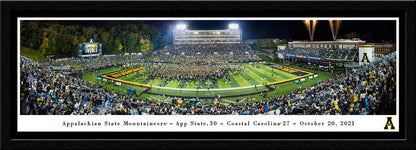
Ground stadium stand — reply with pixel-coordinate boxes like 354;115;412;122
277;47;358;61
154;44;260;63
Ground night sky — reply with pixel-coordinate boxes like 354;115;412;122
55;20;397;43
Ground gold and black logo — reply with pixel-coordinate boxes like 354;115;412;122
384;117;395;130
361;52;370;63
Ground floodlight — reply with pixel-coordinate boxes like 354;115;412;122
176;24;187;30
229;24;239;29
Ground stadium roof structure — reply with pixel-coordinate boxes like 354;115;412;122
173;24;242;45
288;39;366;50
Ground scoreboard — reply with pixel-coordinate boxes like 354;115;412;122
173;29;242;45
84;44;98;54
79;41;102;57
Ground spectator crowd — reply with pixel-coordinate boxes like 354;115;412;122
20;46;396;115
154;44;260;63
278;47;358;61
146;64;244;83
48;55;145;78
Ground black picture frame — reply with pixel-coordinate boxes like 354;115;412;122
1;1;415;149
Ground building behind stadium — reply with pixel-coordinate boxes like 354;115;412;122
278;38;395;68
367;42;396;57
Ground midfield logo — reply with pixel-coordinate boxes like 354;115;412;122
384;117;395;130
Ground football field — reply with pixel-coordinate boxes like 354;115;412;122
117;64;301;89
82;62;336;103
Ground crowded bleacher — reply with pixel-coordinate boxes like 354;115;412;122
154;44;261;63
47;55;145;78
278;47;358;61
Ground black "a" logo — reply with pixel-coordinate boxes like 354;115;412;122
384;117;395;130
361;52;370;63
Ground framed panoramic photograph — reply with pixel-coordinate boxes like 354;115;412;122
1;1;415;150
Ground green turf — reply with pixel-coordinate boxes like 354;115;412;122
97;66;125;76
139;78;150;84
233;74;252;87
269;66;303;78
206;78;218;89
186;81;197;89
218;79;231;88
20;47;49;61
82;62;341;104
121;74;137;81
198;80;204;89
212;79;220;89
166;80;180;88
200;79;209;89
158;80;169;87
223;63;340;103
245;65;277;83
182;81;189;88
177;80;185;88
243;68;269;84
200;80;211;89
82;67;151;100
199;79;210;89
228;73;241;88
118;64;302;89
252;66;287;81
239;71;260;85
150;79;162;86
258;65;294;79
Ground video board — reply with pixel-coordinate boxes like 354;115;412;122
79;43;102;57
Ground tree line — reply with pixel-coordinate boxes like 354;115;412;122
20;21;169;56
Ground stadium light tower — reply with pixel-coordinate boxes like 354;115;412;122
229;24;239;30
176;24;187;30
